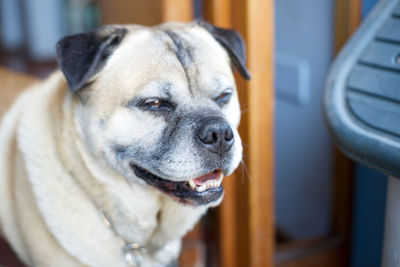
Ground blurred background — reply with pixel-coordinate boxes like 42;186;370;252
0;0;388;266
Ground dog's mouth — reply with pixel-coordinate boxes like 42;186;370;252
130;163;224;206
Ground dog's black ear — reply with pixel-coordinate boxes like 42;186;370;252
199;21;251;80
56;26;127;92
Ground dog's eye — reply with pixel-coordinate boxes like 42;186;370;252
145;99;162;108
215;89;233;106
141;98;175;112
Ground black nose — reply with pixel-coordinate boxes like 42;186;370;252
196;117;234;155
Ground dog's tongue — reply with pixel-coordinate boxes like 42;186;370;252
193;170;221;185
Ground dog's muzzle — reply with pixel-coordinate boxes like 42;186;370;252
129;116;236;206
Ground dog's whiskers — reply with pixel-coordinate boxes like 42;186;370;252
240;160;245;184
240;107;250;114
240;158;253;184
152;176;160;185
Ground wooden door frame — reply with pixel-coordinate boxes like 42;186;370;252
204;0;275;266
98;0;193;25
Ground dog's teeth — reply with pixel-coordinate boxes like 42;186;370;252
191;172;225;192
188;179;196;189
218;173;224;186
197;184;206;192
204;180;219;189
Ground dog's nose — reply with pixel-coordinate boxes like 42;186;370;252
196;117;234;155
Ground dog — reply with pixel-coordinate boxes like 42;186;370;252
0;21;250;266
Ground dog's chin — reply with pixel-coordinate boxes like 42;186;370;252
129;163;225;206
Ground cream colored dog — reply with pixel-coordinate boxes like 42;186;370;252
0;21;249;267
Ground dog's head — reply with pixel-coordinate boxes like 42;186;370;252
56;21;250;206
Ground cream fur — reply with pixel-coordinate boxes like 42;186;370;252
0;71;207;266
0;22;242;267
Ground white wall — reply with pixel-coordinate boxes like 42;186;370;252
274;0;334;239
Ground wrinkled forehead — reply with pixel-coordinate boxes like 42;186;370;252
92;26;235;101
